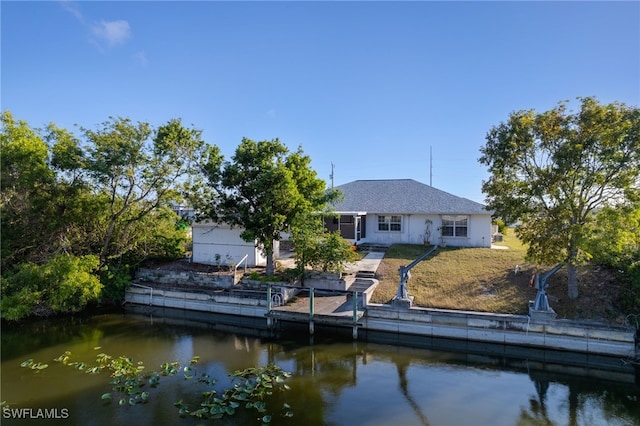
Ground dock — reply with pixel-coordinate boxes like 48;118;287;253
125;249;638;359
266;288;366;337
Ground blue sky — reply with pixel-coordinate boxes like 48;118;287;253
2;1;638;203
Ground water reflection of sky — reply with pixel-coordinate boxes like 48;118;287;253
2;312;638;426
325;359;633;426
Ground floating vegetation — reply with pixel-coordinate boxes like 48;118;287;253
21;350;293;424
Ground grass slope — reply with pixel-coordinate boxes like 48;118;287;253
370;233;625;323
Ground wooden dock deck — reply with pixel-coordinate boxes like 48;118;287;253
267;290;365;326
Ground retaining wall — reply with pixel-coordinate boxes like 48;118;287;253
136;268;237;289
124;286;637;358
365;304;637;357
303;272;351;291
126;285;266;317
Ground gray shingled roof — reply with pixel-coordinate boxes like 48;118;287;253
332;179;490;215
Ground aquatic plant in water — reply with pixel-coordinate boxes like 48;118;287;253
20;349;293;424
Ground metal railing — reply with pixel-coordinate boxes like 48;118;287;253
130;283;154;305
233;254;249;281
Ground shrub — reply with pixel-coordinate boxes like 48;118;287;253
620;260;640;312
310;231;359;273
1;254;102;320
493;219;507;235
100;264;132;302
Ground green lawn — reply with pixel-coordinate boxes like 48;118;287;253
369;231;624;322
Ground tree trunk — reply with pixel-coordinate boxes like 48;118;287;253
265;240;274;276
266;252;274;276
567;262;579;299
100;217;117;267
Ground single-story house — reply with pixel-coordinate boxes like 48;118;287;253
170;201;196;221
191;221;279;267
324;179;493;248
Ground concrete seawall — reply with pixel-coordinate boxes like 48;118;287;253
126;285;266;318
124;285;637;358
364;304;636;357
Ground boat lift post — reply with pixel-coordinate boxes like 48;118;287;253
529;263;563;320
393;245;438;308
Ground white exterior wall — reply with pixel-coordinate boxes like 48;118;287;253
438;214;492;248
191;222;267;267
362;213;492;248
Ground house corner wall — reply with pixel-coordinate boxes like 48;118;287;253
472;214;493;248
364;213;492;248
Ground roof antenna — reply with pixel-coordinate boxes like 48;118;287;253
330;162;335;188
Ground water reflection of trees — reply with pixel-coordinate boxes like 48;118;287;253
165;317;640;426
6;310;640;426
518;375;553;426
396;360;431;426
278;343;358;393
518;369;640;426
1;315;106;360
270;340;434;426
280;341;639;426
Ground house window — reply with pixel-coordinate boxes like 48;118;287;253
378;215;402;232
441;215;468;237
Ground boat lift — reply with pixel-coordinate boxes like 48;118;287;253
529;263;563;320
393;245;438;307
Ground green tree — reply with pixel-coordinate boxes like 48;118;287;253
585;203;640;310
1;254;102;320
0;111;56;266
291;214;357;275
1;111;203;314
479;97;640;299
0;111;53;195
312;231;358;273
50;117;206;266
290;214;325;275
203;138;338;275
45;124;107;260
0;113;95;267
586;203;640;270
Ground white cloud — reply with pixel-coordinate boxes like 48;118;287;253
133;51;149;66
91;20;131;48
60;0;84;24
267;108;276;118
60;2;132;50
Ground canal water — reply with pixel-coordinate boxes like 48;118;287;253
1;307;639;426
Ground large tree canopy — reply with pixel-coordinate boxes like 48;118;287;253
479;97;640;299
1;111;64;265
48;117;208;266
201;138;339;275
1;111;206;318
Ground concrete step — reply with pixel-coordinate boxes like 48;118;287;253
358;243;390;252
350;279;376;292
